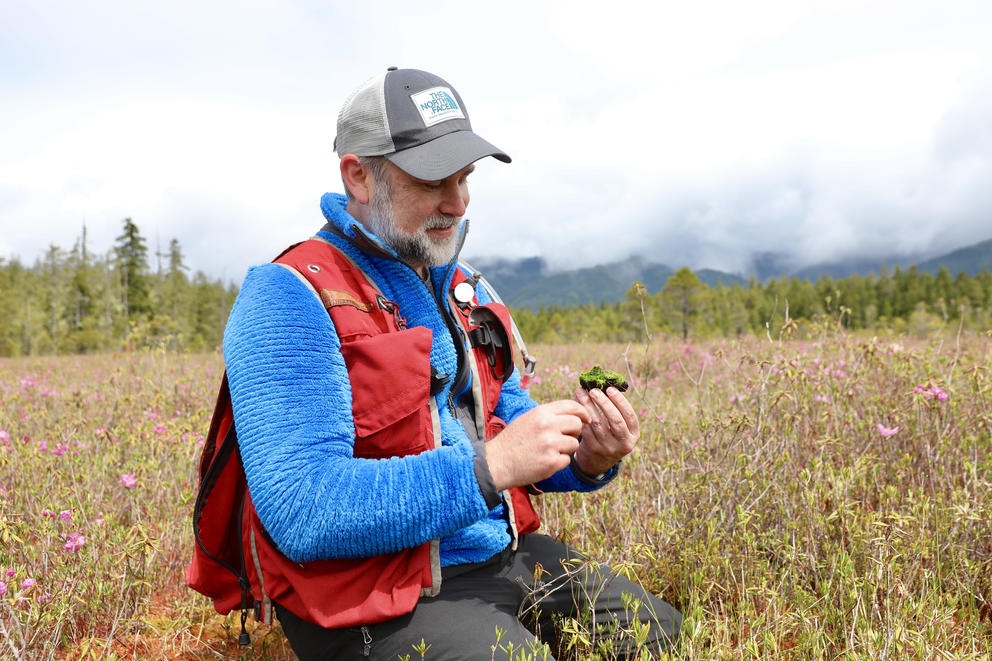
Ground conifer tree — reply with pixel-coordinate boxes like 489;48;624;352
114;217;151;319
662;267;707;340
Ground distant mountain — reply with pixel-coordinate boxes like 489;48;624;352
506;260;674;309
471;256;744;309
784;238;992;281
696;269;747;288
791;256;916;281
463;256;547;296
469;237;992;310
748;252;795;281
915;238;992;276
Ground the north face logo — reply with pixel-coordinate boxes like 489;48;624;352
411;87;465;127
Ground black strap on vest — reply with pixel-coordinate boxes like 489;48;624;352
466;307;513;381
191;411;254;645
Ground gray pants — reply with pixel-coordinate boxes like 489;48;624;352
275;533;681;660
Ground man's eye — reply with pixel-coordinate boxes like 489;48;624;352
424;182;443;190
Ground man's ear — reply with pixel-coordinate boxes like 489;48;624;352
340;154;373;205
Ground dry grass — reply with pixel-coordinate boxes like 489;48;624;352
1;329;991;659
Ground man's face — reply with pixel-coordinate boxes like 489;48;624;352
364;162;473;270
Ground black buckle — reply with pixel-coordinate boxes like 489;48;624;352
467;308;512;382
430;366;451;396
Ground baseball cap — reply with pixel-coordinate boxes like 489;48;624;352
334;67;511;181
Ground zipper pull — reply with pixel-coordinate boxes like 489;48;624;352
361;626;372;656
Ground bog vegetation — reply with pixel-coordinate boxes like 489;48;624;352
1;221;991;658
2;327;991;658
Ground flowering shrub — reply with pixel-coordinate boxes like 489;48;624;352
876;423;899;438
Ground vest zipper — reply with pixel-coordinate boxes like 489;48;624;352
361;626;372;656
425;272;471;406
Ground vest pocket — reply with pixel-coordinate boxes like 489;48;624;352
341;326;434;458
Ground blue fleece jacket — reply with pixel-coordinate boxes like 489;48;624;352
223;193;611;566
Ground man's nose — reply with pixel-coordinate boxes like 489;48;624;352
439;185;468;217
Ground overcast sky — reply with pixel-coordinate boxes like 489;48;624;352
2;0;990;281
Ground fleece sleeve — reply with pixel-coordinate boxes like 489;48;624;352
223;264;491;563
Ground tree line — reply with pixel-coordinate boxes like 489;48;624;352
512;266;992;344
3;222;990;357
0;219;237;356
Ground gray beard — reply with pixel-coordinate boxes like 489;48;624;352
365;178;460;268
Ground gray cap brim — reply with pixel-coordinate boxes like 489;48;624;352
385;130;511;181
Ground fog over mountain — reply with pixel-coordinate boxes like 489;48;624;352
2;1;991;283
465;79;992;279
470;238;992;310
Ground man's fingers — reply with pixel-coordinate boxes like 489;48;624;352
606;387;640;436
587;387;630;434
558;433;581;455
546;398;591;424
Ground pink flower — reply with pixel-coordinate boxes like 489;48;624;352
93;518;105;526
120;473;137;489
21;578;35;590
5;569;14;578
876;424;899;438
59;510;72;522
915;384;950;402
63;532;86;552
0;429;9;443
814;394;830;404
153;424;167;434
0;582;5;596
42;509;56;518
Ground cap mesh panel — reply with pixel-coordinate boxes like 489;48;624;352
335;73;395;156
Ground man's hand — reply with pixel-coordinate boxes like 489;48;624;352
486;400;589;491
572;386;640;476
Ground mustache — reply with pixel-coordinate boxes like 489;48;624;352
422;215;460;231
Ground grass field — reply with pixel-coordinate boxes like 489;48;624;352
1;330;991;659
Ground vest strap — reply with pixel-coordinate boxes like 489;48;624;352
319;288;376;312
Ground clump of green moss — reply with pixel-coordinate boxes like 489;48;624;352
578;365;629;392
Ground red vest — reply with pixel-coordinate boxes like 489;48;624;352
185;237;539;631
